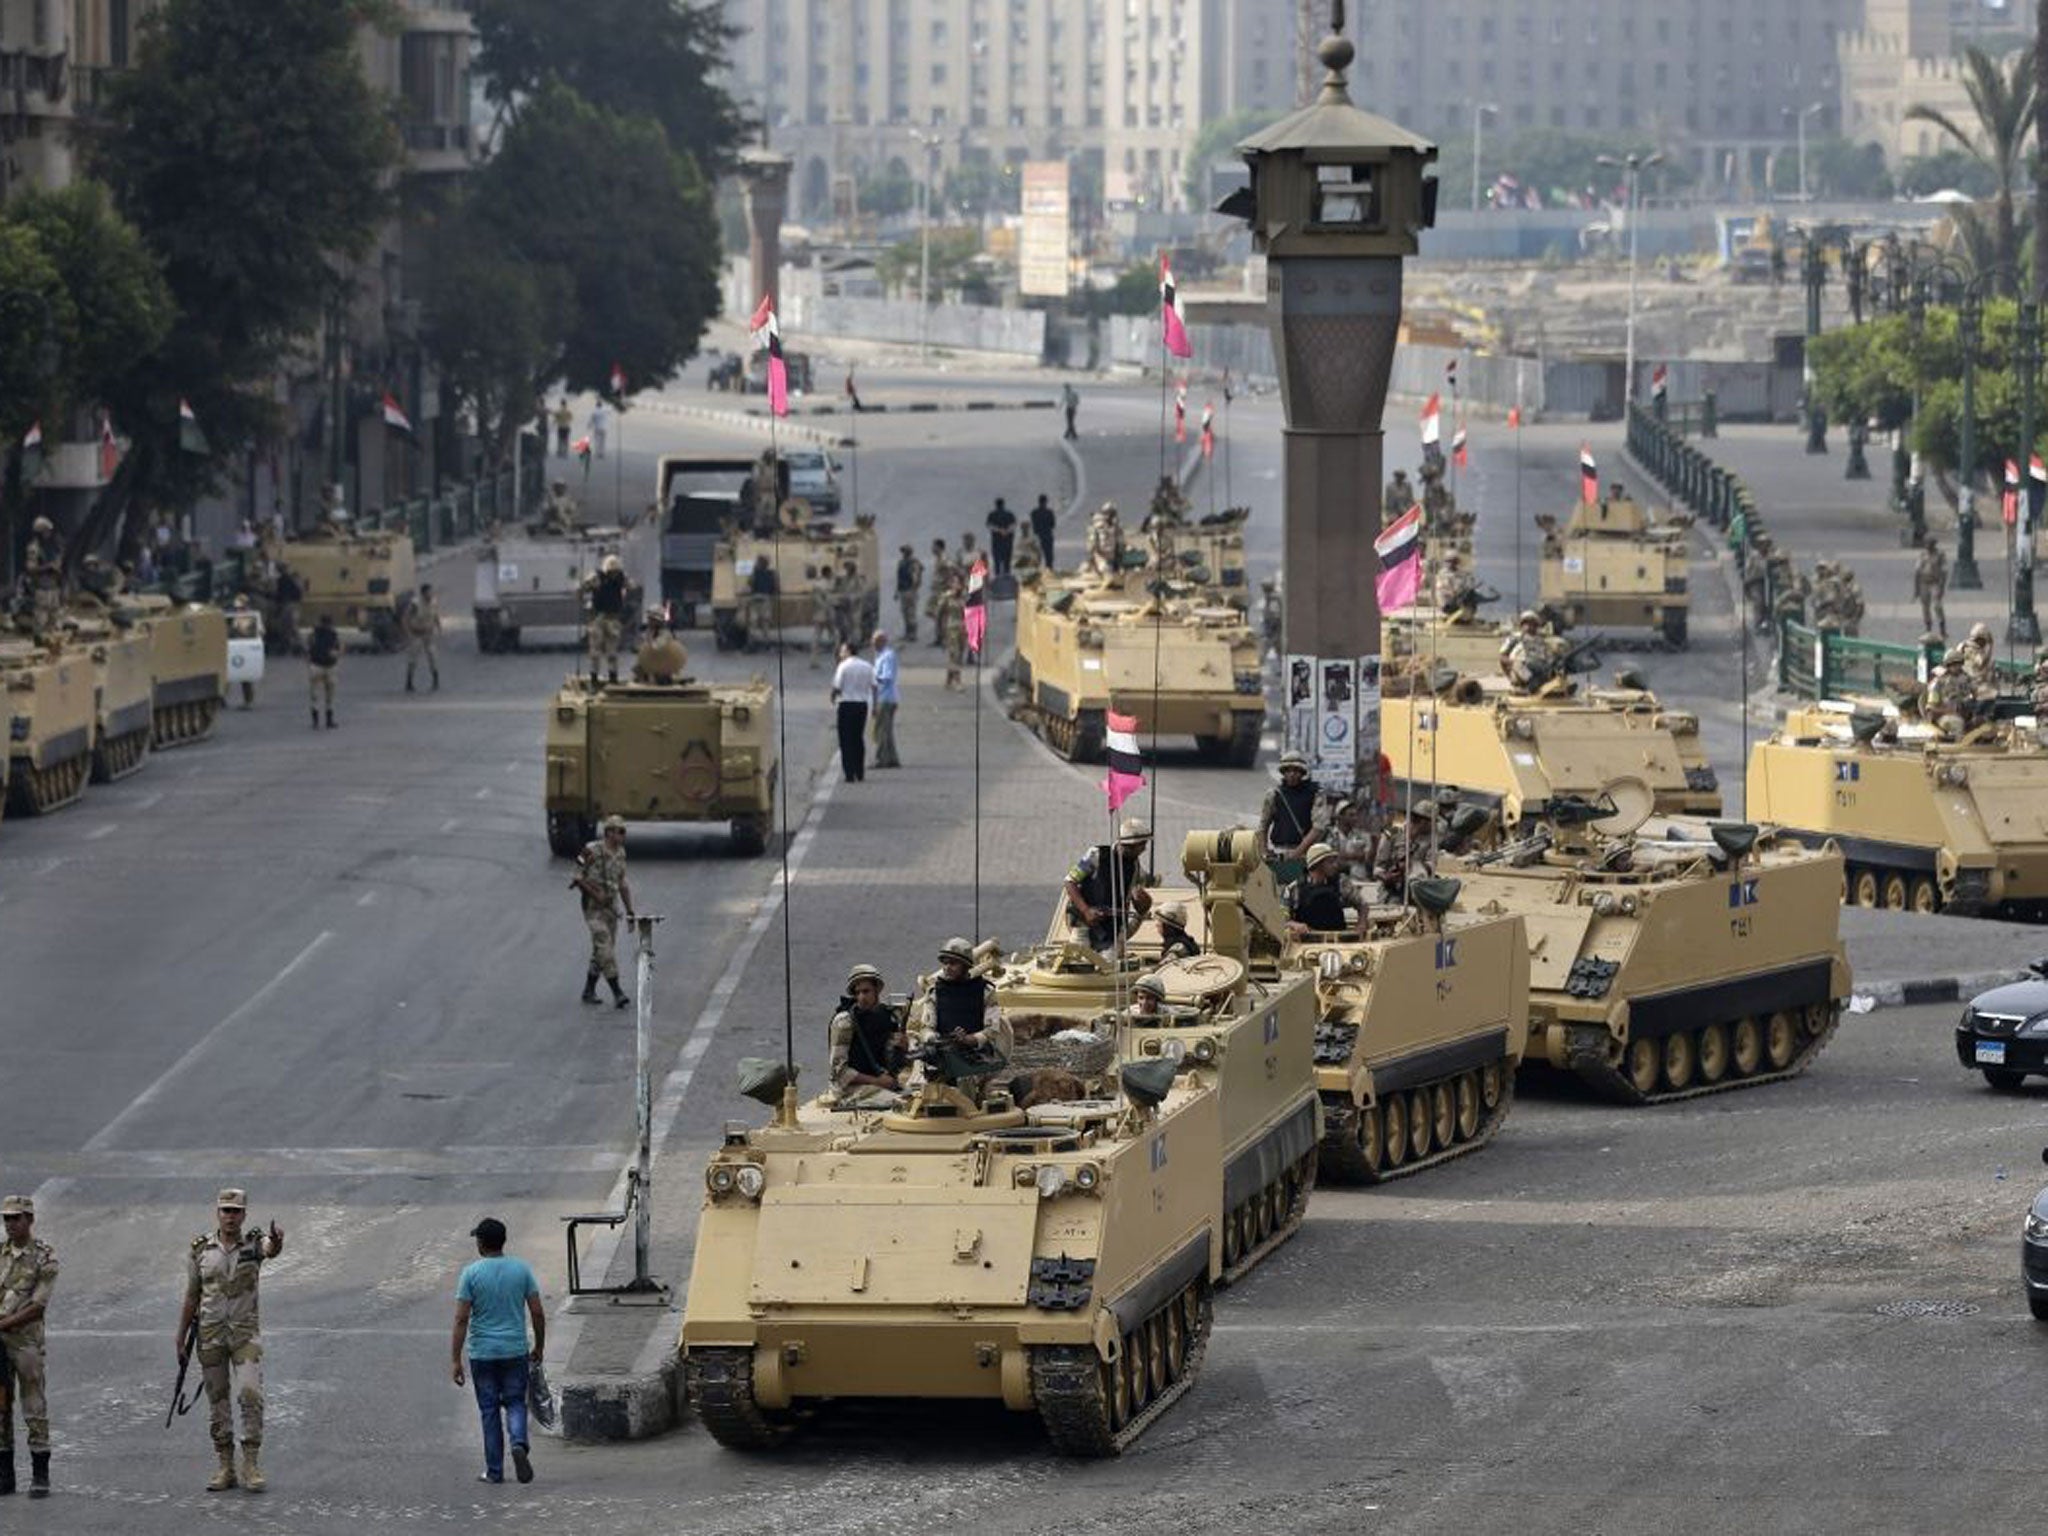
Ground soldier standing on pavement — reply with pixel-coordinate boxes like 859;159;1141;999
938;571;967;691
985;498;1018;578
0;1195;57;1498
1914;538;1949;637
403;582;442;692
177;1190;282;1493
307;613;341;729
573;814;635;1007
895;543;923;642
584;554;629;683
1029;493;1057;569
1743;535;1774;632
925;538;949;644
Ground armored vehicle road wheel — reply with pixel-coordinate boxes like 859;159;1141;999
1381;1101;1409;1167
731;814;769;857
1850;866;1880;908
12;754;90;815
92;729;150;784
1696;1022;1730;1084
1031;1277;1211;1456
1358;1104;1385;1174
1661;1030;1696;1092
1983;1067;2029;1092
1072;709;1106;763
1405;1089;1433;1160
1764;1010;1799;1071
1730;1016;1763;1076
1661;610;1687;647
1882;873;1909;910
1454;1073;1481;1140
1480;1060;1505;1108
684;1347;803;1449
1626;1037;1660;1097
1430;1082;1456;1149
1910;877;1940;914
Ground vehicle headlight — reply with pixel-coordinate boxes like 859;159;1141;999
733;1164;766;1200
1036;1164;1070;1198
1014;1164;1038;1187
1073;1162;1102;1191
1960;1007;1977;1030
2026;1211;2048;1242
2022;1015;2048;1037
706;1164;737;1195
1191;1038;1218;1063
1511;715;1535;739
1938;763;1970;787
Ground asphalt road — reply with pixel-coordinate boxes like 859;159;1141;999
4;357;2041;1532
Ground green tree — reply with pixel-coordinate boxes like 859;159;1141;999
1896;148;2001;199
1182;108;1284;207
87;0;397;554
856;168;919;219
943;159;1019;218
1808;138;1895;200
1904;44;2035;292
875;228;985;301
0;225;75;447
472;0;748;174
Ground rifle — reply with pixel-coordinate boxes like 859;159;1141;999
165;1317;199;1429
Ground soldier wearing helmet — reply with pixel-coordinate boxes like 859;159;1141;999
1259;750;1328;870
828;963;908;1103
1961;621;1996;691
630;608;688;684
541;479;580;534
1085;501;1124;580
1128;972;1170;1020
571;814;635;1007
1500;610;1555;692
1063;818;1155;951
1924;648;1976;738
1153;901;1198;960
910;938;1013;1091
583;553;630;682
1287;843;1356;937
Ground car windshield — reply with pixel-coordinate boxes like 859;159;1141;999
786;453;826;473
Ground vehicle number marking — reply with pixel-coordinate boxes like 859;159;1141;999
1977;1040;2008;1065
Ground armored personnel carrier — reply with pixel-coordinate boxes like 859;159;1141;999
279;527;417;649
708;514;878;651
473;524;637;652
1747;699;2048;916
1;635;95;815
1380;669;1721;826
110;595;228;748
1445;781;1849;1103
1142;502;1250;601
1381;605;1511;679
65;608;154;782
1537;489;1691;645
1013;580;1264;764
542;673;776;856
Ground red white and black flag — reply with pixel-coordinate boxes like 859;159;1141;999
381;392;415;436
1451;422;1468;470
1200;400;1215;460
963;554;989;657
2029;453;2046;533
1159;253;1192;359
98;411;120;481
1102;711;1146;812
749;293;789;417
1579;444;1599;505
1419;392;1442;447
2005;458;2022;526
1174;379;1187;443
1373;504;1424;612
1651;363;1669;401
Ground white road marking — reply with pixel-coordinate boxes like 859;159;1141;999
356;890;378;907
84;823;118;841
473;786;492;800
83;931;336;1153
439;817;461;833
131;792;163;811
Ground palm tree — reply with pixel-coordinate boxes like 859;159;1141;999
2037;0;2048;300
1906;44;2035;295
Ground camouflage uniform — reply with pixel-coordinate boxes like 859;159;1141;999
576;837;630;982
1085;510;1123;581
632;628;688;685
1913;544;1948;635
402;589;440;691
1499;623;1553;691
186;1210;272;1473
895;549;924;641
1924;662;1975;737
923;542;949;643
0;1202;57;1465
810;575;838;664
2030;655;2048;716
938;580;967;691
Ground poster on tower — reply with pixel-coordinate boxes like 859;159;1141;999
1019;161;1071;298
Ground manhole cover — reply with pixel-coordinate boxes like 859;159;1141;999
1875;1299;1981;1318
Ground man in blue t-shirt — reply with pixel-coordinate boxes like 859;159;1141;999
450;1218;545;1485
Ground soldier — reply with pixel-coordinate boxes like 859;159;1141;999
176;1189;283;1493
1154;902;1199;960
22;516;62;640
572;814;635;1008
832;558;862;647
1011;526;1043;584
1913;538;1948;636
985;497;1018;578
2031;648;2048;716
1420;463;1452;526
1029;492;1058;568
828;962;909;1106
1259;751;1327;868
1374;806;1434;902
936;570;966;691
924;538;949;644
403;582;441;693
1772;573;1810;629
541;479;580;533
1500;610;1554;691
631;609;688;684
809;569;837;667
1062;818;1155;951
895;542;924;642
272;565;304;655
1924;650;1976;738
1383;469;1414;514
1326;797;1378;882
912;937;1013;1065
226;596;262;709
583;554;629;683
744;553;779;642
1742;538;1773;632
1085;502;1124;580
1127;972;1170;1021
1962;621;1996;692
0;1194;56;1497
1287;843;1356;937
1837;567;1866;637
307;612;340;730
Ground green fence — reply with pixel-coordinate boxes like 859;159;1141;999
1776;619;2031;701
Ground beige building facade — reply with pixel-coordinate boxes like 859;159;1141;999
1840;0;2014;166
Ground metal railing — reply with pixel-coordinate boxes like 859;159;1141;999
1776;618;2031;701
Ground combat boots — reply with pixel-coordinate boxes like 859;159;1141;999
240;1443;265;1493
1;1443;15;1495
325;709;336;729
206;1444;237;1492
405;670;416;692
609;976;629;1009
582;971;601;1005
310;707;320;729
29;1451;48;1498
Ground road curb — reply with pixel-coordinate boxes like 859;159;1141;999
559;1357;682;1443
1859;968;2029;1010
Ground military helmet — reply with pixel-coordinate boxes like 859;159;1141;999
1156;901;1189;925
845;962;884;988
1304;842;1340;870
936;935;975;964
602;554;623;574
31;515;52;534
602;813;627;832
1132;973;1169;1001
0;1194;32;1217
1518;609;1542;627
551;478;567;491
1116;817;1151;845
1942;646;1968;667
1278;749;1309;772
644;607;666;625
900;543;914;554
1970;622;1993;644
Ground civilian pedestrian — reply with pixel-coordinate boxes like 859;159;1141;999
831;640;875;782
870;630;901;768
588;400;610;460
307;614;340;729
985;498;1017;578
552;398;573;457
1061;382;1079;440
449;1218;543;1487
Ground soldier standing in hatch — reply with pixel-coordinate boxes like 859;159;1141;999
583;554;629;683
895;543;923;642
573;814;635;1008
0;1194;57;1498
177;1189;283;1493
631;609;688;684
403;582;442;692
1914;537;1949;637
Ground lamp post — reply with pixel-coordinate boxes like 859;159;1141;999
908;128;942;363
2013;298;2041;646
1904;274;1929;546
1597;150;1662;407
1796;101;1824;202
1799;228;1828;453
1956;289;1984;588
1471;102;1498;213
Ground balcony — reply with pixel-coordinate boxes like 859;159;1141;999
401;117;471;173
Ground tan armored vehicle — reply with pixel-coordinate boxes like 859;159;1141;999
1143;503;1250;602
1445;781;1850;1103
1537;489;1691;645
1013;579;1264;763
1382;605;1511;679
1747;699;2048;916
543;673;776;856
110;595;228;747
279;527;417;649
1;635;95;815
472;524;638;652
65;609;154;782
709;515;878;651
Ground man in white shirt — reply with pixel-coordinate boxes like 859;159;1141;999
588;400;610;459
830;641;876;783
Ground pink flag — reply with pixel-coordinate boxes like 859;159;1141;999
610;361;628;397
1102;711;1146;811
1580;444;1598;505
963;556;989;657
750;294;788;417
1373;505;1423;612
1159;254;1192;359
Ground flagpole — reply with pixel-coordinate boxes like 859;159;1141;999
1222;374;1234;511
973;590;983;942
754;300;797;1089
1513;363;1526;614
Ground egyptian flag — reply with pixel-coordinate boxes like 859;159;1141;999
610;362;627;398
1445;357;1459;394
1508;405;1523;430
381;392;415;436
1420;392;1442;448
1159;253;1192;360
2005;458;2022;526
573;435;593;475
20;420;42;481
1374;504;1424;612
98;411;120;481
1580;444;1599;505
178;398;209;455
2029;453;2046;534
1102;710;1146;812
963;554;989;657
749;293;789;417
1651;363;1669;402
1174;380;1187;443
1451;422;1469;470
1200;400;1216;460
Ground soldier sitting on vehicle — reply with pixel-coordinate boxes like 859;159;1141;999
1924;649;1978;738
2030;649;2048;717
1500;610;1561;692
909;937;1014;1102
1287;844;1359;938
541;480;580;534
1962;622;1997;691
631;609;688;684
1153;902;1199;961
1126;972;1171;1022
828;963;909;1108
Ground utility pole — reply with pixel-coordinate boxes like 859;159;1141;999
1956;288;1983;589
1471;102;1498;213
1598;151;1662;408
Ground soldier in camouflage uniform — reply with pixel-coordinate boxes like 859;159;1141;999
2030;648;2048;716
177;1189;283;1493
572;814;635;1007
0;1194;57;1497
924;538;949;645
22;517;63;640
895;543;924;641
938;572;967;692
1913;537;1948;636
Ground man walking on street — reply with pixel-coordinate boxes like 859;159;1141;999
177;1190;283;1493
307;614;340;729
1914;537;1949;637
404;583;442;692
895;543;923;641
573;816;635;1008
552;397;572;456
1061;382;1079;440
832;640;876;782
871;630;901;768
588;399;609;459
1029;493;1057;570
986;497;1018;578
0;1195;57;1498
450;1217;544;1487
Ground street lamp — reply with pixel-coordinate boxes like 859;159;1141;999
1471;102;1498;213
1598;150;1663;408
1955;289;1985;588
907;127;943;363
1796;101;1824;202
2014;298;2041;645
1798;227;1829;453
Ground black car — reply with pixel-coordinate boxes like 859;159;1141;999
2023;1149;2048;1320
1955;960;2048;1090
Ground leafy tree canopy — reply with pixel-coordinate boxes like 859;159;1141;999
1897;148;2002;199
1807;138;1895;201
0;224;76;445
